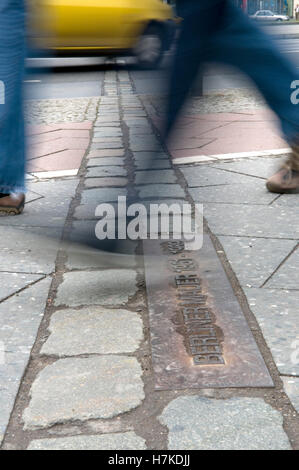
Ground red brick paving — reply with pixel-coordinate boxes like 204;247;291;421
26;122;92;173
152;108;289;159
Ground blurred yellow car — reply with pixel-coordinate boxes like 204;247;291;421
29;0;176;68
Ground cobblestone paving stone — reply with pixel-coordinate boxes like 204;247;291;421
159;397;291;450
55;270;137;307
23;356;144;429
27;432;146;450
41;307;143;356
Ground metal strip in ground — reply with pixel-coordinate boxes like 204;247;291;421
143;235;274;390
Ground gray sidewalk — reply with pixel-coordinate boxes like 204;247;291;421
0;70;298;450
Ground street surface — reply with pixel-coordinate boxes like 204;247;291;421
0;34;299;450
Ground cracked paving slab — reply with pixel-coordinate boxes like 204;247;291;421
159;396;291;450
23;356;145;429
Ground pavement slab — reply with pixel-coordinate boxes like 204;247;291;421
218;236;297;288
282;378;299;414
266;248;299;290
203;203;299;239
86;157;125;167
0;273;45;302
86;166;127;178
55;269;137;307
0;278;52;444
135;170;177;185
0;179;78;228
27;432;146;450
189;181;276;205
244;288;299;376
212;157;286;179
0;226;62;274
181;166;261;187
137;184;185;199
23;356;144;429
159;396;291;450
41;307;143;356
74;187;127;219
84;177;128;188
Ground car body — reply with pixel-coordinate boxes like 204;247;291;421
250;10;289;22
28;0;176;68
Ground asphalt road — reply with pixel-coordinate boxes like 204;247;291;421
25;38;299;100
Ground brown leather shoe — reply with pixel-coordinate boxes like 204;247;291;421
266;146;299;193
0;193;25;215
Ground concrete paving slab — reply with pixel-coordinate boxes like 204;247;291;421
218;236;297;288
23;356;144;429
0;273;45;302
181;166;258;187
203;204;299;239
159;396;291;450
212;157;285;179
244;288;299;376
0;278;52;443
266;248;299;290
282;377;299;413
0;226;62;274
0;179;78;228
189;181;276;205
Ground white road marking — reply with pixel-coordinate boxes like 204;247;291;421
173;148;291;165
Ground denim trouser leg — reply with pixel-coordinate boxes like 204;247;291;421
0;0;26;193
166;0;299;147
212;2;299;146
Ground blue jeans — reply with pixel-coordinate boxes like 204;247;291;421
0;0;26;193
166;0;299;144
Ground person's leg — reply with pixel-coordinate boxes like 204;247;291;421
210;2;299;191
164;0;227;138
0;0;26;213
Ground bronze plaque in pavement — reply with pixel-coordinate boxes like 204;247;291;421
143;235;274;390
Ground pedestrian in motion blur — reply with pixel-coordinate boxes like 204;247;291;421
165;0;299;193
0;0;26;214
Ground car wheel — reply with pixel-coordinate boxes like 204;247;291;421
276;18;283;21
134;25;165;70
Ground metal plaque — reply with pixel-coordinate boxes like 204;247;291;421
143;235;274;390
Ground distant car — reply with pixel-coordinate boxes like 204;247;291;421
250;10;289;22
